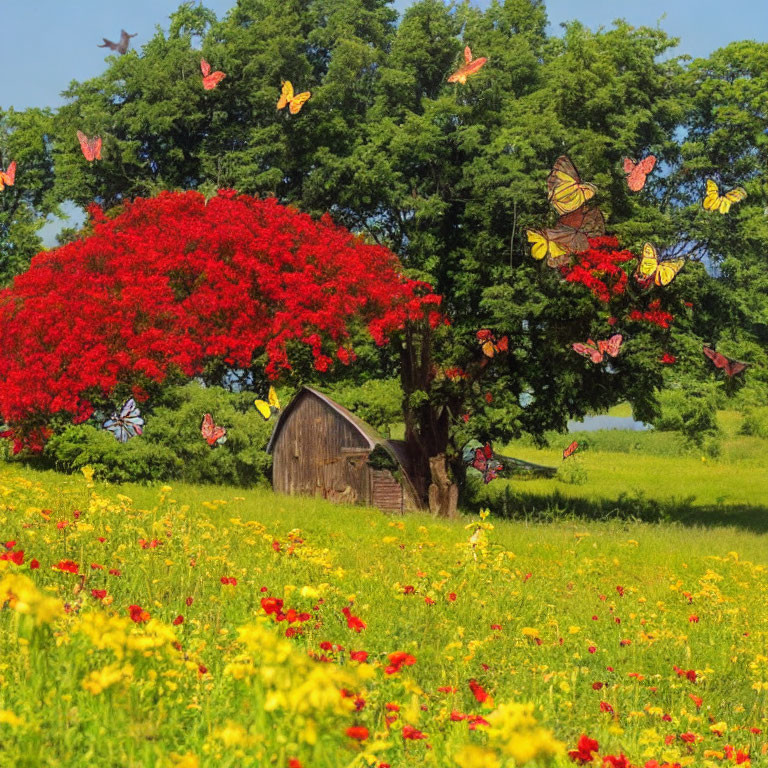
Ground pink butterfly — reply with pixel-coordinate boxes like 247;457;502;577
201;59;226;90
623;156;656;192
77;131;102;162
572;334;623;364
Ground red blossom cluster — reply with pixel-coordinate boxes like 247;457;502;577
0;190;441;450
342;606;366;633
385;651;416;675
562;236;633;302
629;299;675;329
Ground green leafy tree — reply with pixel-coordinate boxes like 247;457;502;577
0;108;57;283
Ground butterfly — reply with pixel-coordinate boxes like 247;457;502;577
97;30;137;55
623;155;656;192
201;413;227;446
77;131;102;162
527;205;606;268
447;46;488;84
572;334;623;364
477;329;509;358
702;179;747;214
201;59;226;90
277;81;311;115
702;346;749;377
0;160;16;191
468;442;504;484
103;398;144;442
562;440;580;460
547;156;598;215
635;242;684;287
255;386;281;420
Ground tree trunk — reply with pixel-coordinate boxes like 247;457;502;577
400;321;459;515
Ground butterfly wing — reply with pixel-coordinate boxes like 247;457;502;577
77;131;95;162
472;447;488;474
0;161;16;189
526;229;555;261
636;242;659;282
603;334;623;357
702;179;724;212
203;71;226;90
547;156;597;215
573;341;603;364
722;186;748;213
655;258;684;287
268;385;280;410
200;58;211;77
93;137;102;161
277;81;294;110
496;336;508;353
557;205;606;237
726;361;749;377
638;155;657;175
288;90;311;114
702;345;726;369
464;45;473;64
625;155;656;191
119;398;144;437
255;399;272;420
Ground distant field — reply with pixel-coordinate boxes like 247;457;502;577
490;410;768;529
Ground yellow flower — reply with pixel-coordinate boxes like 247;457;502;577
454;745;500;768
0;710;24;727
81;465;95;485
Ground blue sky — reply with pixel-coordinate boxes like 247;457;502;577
3;0;765;243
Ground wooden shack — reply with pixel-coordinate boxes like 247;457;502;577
266;387;422;512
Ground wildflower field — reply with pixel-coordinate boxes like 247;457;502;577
1;466;767;768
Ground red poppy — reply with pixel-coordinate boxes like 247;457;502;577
128;604;150;623
402;725;427;740
468;679;490;704
173;615;184;625
261;597;284;615
342;606;366;633
52;559;79;574
91;589;107;600
345;726;369;741
569;734;599;764
0;549;23;565
600;701;615;714
350;650;368;663
30;559;39;569
385;651;416;675
186;597;194;606
603;755;630;768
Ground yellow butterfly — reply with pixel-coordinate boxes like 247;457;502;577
255;386;280;420
635;242;684;287
547;156;598;215
277;81;311;115
702;179;747;214
526;229;570;267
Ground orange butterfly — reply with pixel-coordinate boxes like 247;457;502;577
201;59;226;90
623;155;656;192
77;131;102;162
477;329;508;358
447;46;487;84
0;160;16;191
572;334;623;364
277;81;311;114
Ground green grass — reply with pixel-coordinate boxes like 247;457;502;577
2;465;768;766
490;410;768;530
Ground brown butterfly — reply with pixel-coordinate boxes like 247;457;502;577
702;346;749;377
98;30;137;55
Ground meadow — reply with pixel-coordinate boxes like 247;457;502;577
1;455;768;767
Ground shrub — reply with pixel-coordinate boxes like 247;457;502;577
42;383;274;485
653;382;720;445
739;406;768;440
328;378;402;436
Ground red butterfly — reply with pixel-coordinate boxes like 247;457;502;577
201;413;227;446
477;329;509;358
572;334;623;364
201;59;226;90
623;155;656;192
702;346;749;377
471;443;503;484
77;131;102;162
562;440;580;460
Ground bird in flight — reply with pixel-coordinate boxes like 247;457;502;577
98;30;137;55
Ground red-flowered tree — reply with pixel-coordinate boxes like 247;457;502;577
0;190;441;453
